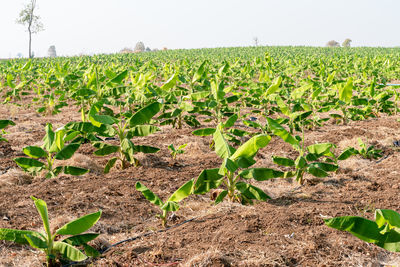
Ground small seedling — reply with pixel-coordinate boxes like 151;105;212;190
135;179;193;227
0;119;15;142
357;138;383;159
14;123;88;178
0;196;102;267
168;143;187;160
325;209;400;252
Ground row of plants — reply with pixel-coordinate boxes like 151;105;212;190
1;46;399;265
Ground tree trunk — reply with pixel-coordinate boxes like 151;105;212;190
28;28;32;58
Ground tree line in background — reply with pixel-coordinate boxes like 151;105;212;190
326;39;352;47
14;0;354;58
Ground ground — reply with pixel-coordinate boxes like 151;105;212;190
1;100;400;267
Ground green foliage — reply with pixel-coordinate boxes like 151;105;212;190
168;143;187;160
90;101;162;172
136;180;193;227
193;124;279;204
356;138;383;160
267;118;342;185
325;209;400;252
0;197;101;266
14;123;88;178
0;119;15;142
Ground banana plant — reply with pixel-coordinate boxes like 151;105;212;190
90;101;162;172
135;180;193;227
168;143;187;160
0;119;15;142
325;209;400;252
193;124;284;204
0;196;101;267
356;138;383;160
266;117;340;185
14;123;88;178
192;113;252;146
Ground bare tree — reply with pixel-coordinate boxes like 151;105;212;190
326;40;340;47
253;37;259;47
16;0;44;58
342;38;352;47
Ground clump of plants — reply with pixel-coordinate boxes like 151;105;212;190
193;124;283;204
0;196;102;266
14;123;88;178
266;118;341;185
89;101;162;173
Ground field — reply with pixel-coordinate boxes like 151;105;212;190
1;46;400;266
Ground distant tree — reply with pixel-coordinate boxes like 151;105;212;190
342;38;352;47
145;47;151;52
119;47;133;54
16;0;44;58
253;37;259;46
47;45;56;57
326;40;340;47
163;47;168;51
134;41;145;52
17;53;23;58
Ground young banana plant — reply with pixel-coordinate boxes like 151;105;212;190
193;124;285;204
14;123;88;178
192;113;252;146
168;143;187;160
325;209;400;252
0;196;101;267
135;179;194;227
90;101;162;173
266;117;340;185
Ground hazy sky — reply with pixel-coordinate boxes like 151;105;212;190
0;0;399;58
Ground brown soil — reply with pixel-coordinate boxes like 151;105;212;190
1;101;400;266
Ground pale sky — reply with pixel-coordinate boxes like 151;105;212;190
0;0;399;58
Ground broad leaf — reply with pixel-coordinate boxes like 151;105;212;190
0;229;43;245
31;197;51;238
57;210;102;235
167;179;194;202
236;182;270;201
272;156;295;167
213;125;232;159
239;168;284;181
230;134;270;161
0;120;15;130
104;157;118;174
23;146;47;159
24;234;47;249
129;102;162;126
266;118;299;150
94;144;119;156
135;182;163;207
192;128;216;136
63;166;89;176
55;143;80;160
193;168;223;194
53;241;88;262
